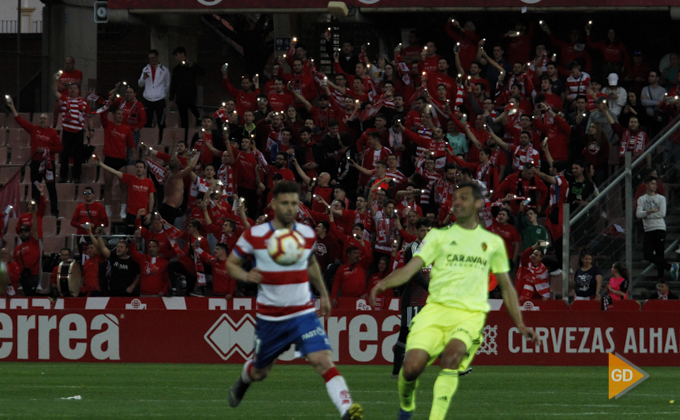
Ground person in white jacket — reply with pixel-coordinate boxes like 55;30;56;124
636;175;678;280
138;49;171;142
601;73;627;116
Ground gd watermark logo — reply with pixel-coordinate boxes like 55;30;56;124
608;353;648;399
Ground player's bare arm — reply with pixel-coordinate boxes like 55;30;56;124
226;252;262;284
369;256;425;306
496;271;538;343
307;256;331;318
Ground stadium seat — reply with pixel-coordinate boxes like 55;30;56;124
641;299;680;311
59;220;79;237
80;165;99;183
89;129;105;146
5;113;29;129
139;127;159;146
0;129;7;147
7;128;31;147
569;300;601;310
42;236;67;255
9;147;32;165
55;183;77;201
0;167;21;185
608;300;641;311
42;216;58;236
0;147;8;164
160;128;182;147
165;112;180;128
4;218;19;236
59;200;81;219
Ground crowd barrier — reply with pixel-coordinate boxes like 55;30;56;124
0;297;678;366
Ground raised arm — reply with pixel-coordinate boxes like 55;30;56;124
97;159;124;180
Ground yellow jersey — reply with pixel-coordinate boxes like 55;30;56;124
414;223;509;313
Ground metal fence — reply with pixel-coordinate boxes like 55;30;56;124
0;20;42;33
562;115;680;299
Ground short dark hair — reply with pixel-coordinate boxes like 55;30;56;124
346;246;359;256
353;222;365;231
319;221;330;232
189;219;203;230
148;49;159;57
375;160;387;169
328;118;339;128
135;160;146;167
644;175;657;184
272;180;301;198
456;181;483;201
415;217;432;229
216;243;229;254
172;46;186;55
60;247;72;256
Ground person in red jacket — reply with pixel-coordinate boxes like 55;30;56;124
99;105;135;218
71;186;109;236
98;159;155;233
516;242;550;303
195;242;236;298
222;67;260;115
135;211;177;260
331;246;368;307
7;97;62;216
14;209;41;296
532;103;572;163
131;229;170;297
586;24;629;80
16;185;46;240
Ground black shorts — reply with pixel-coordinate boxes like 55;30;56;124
104;157;127;170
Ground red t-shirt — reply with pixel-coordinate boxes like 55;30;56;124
494;223;521;259
101;113;135;159
71;201;109;235
14;237;41;276
130;244;170;296
121;174;155;216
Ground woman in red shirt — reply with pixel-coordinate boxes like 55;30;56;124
586;25;629;80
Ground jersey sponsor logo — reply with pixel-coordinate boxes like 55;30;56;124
204;313;255;360
301;326;326;341
445;254;488;267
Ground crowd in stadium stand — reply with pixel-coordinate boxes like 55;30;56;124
3;17;680;304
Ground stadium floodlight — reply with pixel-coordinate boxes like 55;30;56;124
94;1;108;24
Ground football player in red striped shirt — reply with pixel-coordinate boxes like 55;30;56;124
226;181;363;420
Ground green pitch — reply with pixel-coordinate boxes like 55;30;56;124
0;363;677;419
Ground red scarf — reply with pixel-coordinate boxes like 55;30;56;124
38;149;54;182
147;159;166;184
518;261;550;301
619;130;646;157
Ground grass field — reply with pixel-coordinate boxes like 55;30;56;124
0;363;678;419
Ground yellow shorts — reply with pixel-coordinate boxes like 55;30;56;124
405;302;486;371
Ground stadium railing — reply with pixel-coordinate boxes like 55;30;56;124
562;115;680;300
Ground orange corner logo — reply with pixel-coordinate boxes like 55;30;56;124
482;242;488;251
608;352;649;399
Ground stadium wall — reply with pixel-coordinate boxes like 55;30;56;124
0;297;678;366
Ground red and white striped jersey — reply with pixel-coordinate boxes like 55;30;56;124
417;168;441;207
60;93;91;133
234;222;317;321
512;145;541;171
566;72;591;100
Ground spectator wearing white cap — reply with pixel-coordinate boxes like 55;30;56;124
601;73;627;117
